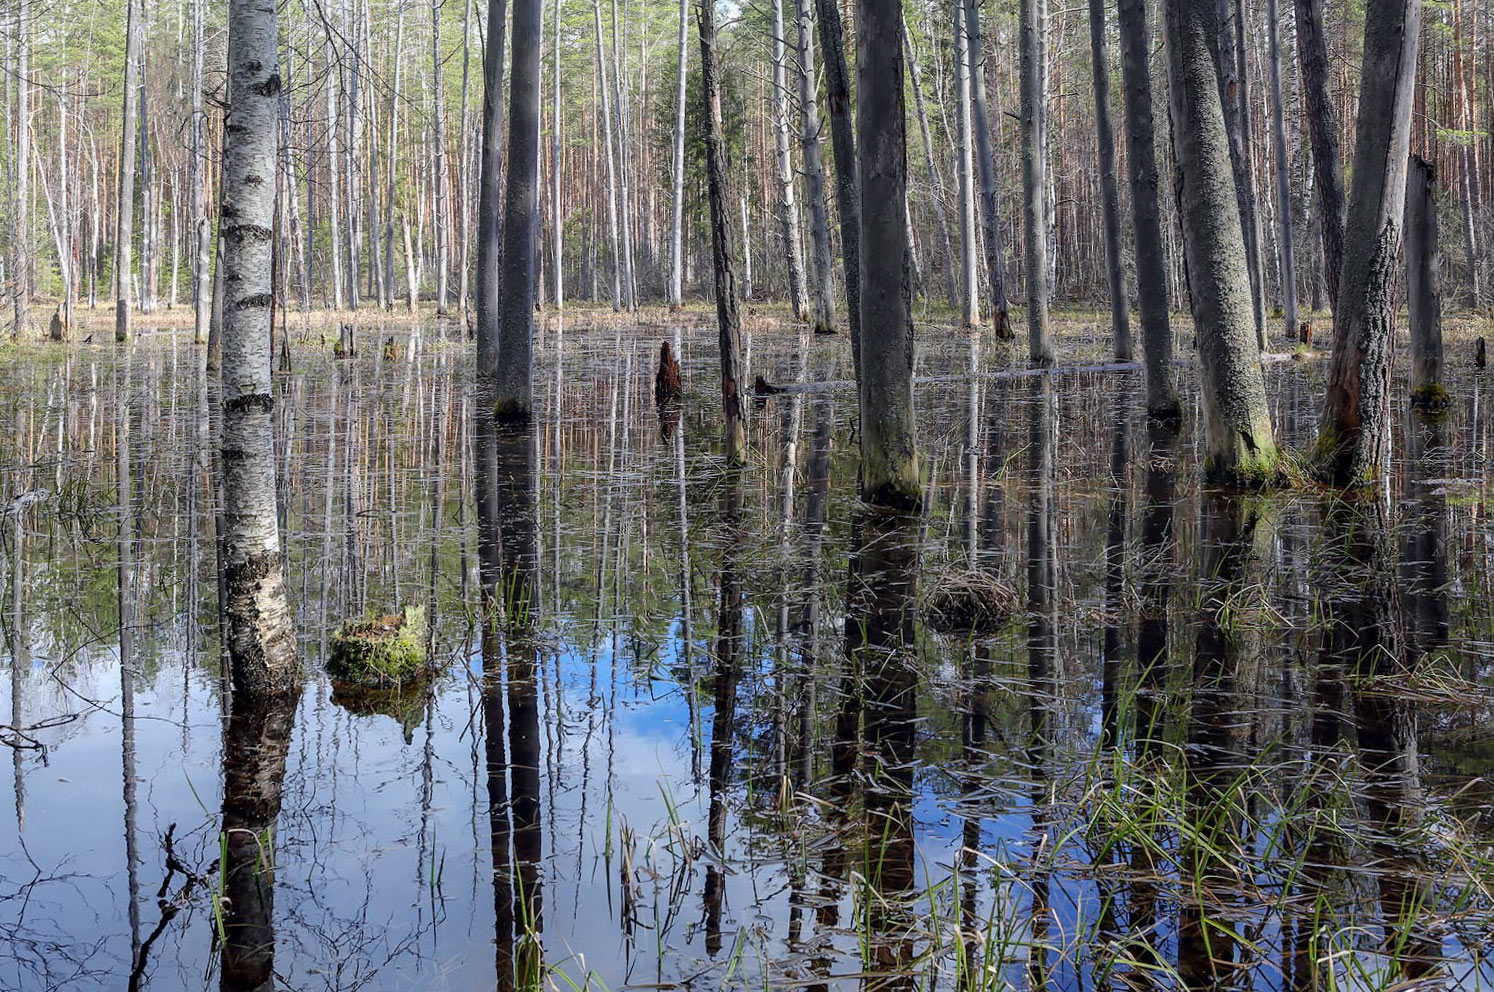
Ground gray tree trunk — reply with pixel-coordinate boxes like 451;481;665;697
1266;0;1298;339
592;0;622;310
324;36;345;310
696;0;746;463
496;0;542;420
115;0;143;341
952;0;980;329
474;0;510;383
431;0;451;313
857;0;920;508
815;0;861;368
796;0;837;333
1020;0;1053;364
220;0;298;694
1216;0;1267;349
1117;0;1177;416
1164;0;1279;482
667;0;689;309
551;0;564;309
963;0;1011;339
610;0;637;310
1087;0;1131;359
1317;0;1422;486
1405;154;1444;407
12;5;27;339
772;0;809;320
1293;0;1344;310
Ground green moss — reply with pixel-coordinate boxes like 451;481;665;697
1410;382;1452;412
327;605;430;686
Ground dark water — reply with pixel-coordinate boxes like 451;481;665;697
1;320;1491;991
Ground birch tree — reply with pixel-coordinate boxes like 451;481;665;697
115;0;143;341
771;0;808;321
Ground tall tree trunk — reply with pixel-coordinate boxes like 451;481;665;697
796;0;837;333
963;0;1011;339
550;0;564;309
12;4;27;339
1293;0;1344;310
1216;0;1267;349
1405;154;1444;407
857;0;920;508
1088;0;1131;359
1118;0;1178;416
1266;0;1298;338
1316;0;1421;486
1020;0;1053;364
667;0;688;309
431;0;451;314
771;0;809;321
953;0;980;329
1165;0;1280;482
610;0;637;309
904;36;959;309
593;0;622;310
325;36;345;309
221;0;298;694
457;0;475;312
115;0;142;341
475;0;510;382
697;0;745;463
1452;0;1480;307
815;0;861;368
496;0;541;419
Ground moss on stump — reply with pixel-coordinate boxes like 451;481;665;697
328;605;430;686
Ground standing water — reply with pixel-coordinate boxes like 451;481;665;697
1;319;1491;990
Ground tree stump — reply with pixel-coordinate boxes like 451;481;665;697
327;606;430;687
48;307;67;342
1477;337;1487;369
334;322;355;358
655;341;682;407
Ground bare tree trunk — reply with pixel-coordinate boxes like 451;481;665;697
496;0;540;419
1164;0;1279;482
668;0;688;309
457;0;475;313
610;0;637;310
816;0;861;367
115;0;142;341
383;0;406;307
12;4;27;339
221;0;298;694
795;0;837;333
475;0;511;381
740;194;754;298
697;0;745;463
772;0;809;320
1217;0;1267;349
1117;0;1178;416
904;36;959;309
963;0;1011;339
1266;0;1298;339
593;0;622;310
1293;0;1344;310
1317;0;1421;486
550;0;564;309
1021;0;1053;364
1405;154;1444;407
952;0;980;329
325;36;345;310
432;0;451;314
857;0;920;508
1088;0;1131;359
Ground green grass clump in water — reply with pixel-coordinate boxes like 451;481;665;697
327;605;429;686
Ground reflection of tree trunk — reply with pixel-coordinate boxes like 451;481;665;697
118;378;142;971
704;472;744;956
218;689;301;992
847;508;919;987
1024;376;1055;986
1101;402;1128;748
1178;494;1257;989
1318;498;1438;979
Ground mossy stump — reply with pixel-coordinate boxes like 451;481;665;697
925;570;1020;637
328;605;429;687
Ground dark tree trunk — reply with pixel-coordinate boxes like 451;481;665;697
697;0;745;463
1088;0;1132;360
1405;155;1445;408
815;0;862;372
1316;0;1422;486
856;0;921;507
496;0;542;419
964;0;1012;339
474;0;510;386
1294;0;1345;310
1118;0;1179;417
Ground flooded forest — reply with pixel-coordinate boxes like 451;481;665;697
2;0;1494;984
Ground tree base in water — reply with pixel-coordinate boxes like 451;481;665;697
328;605;430;686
